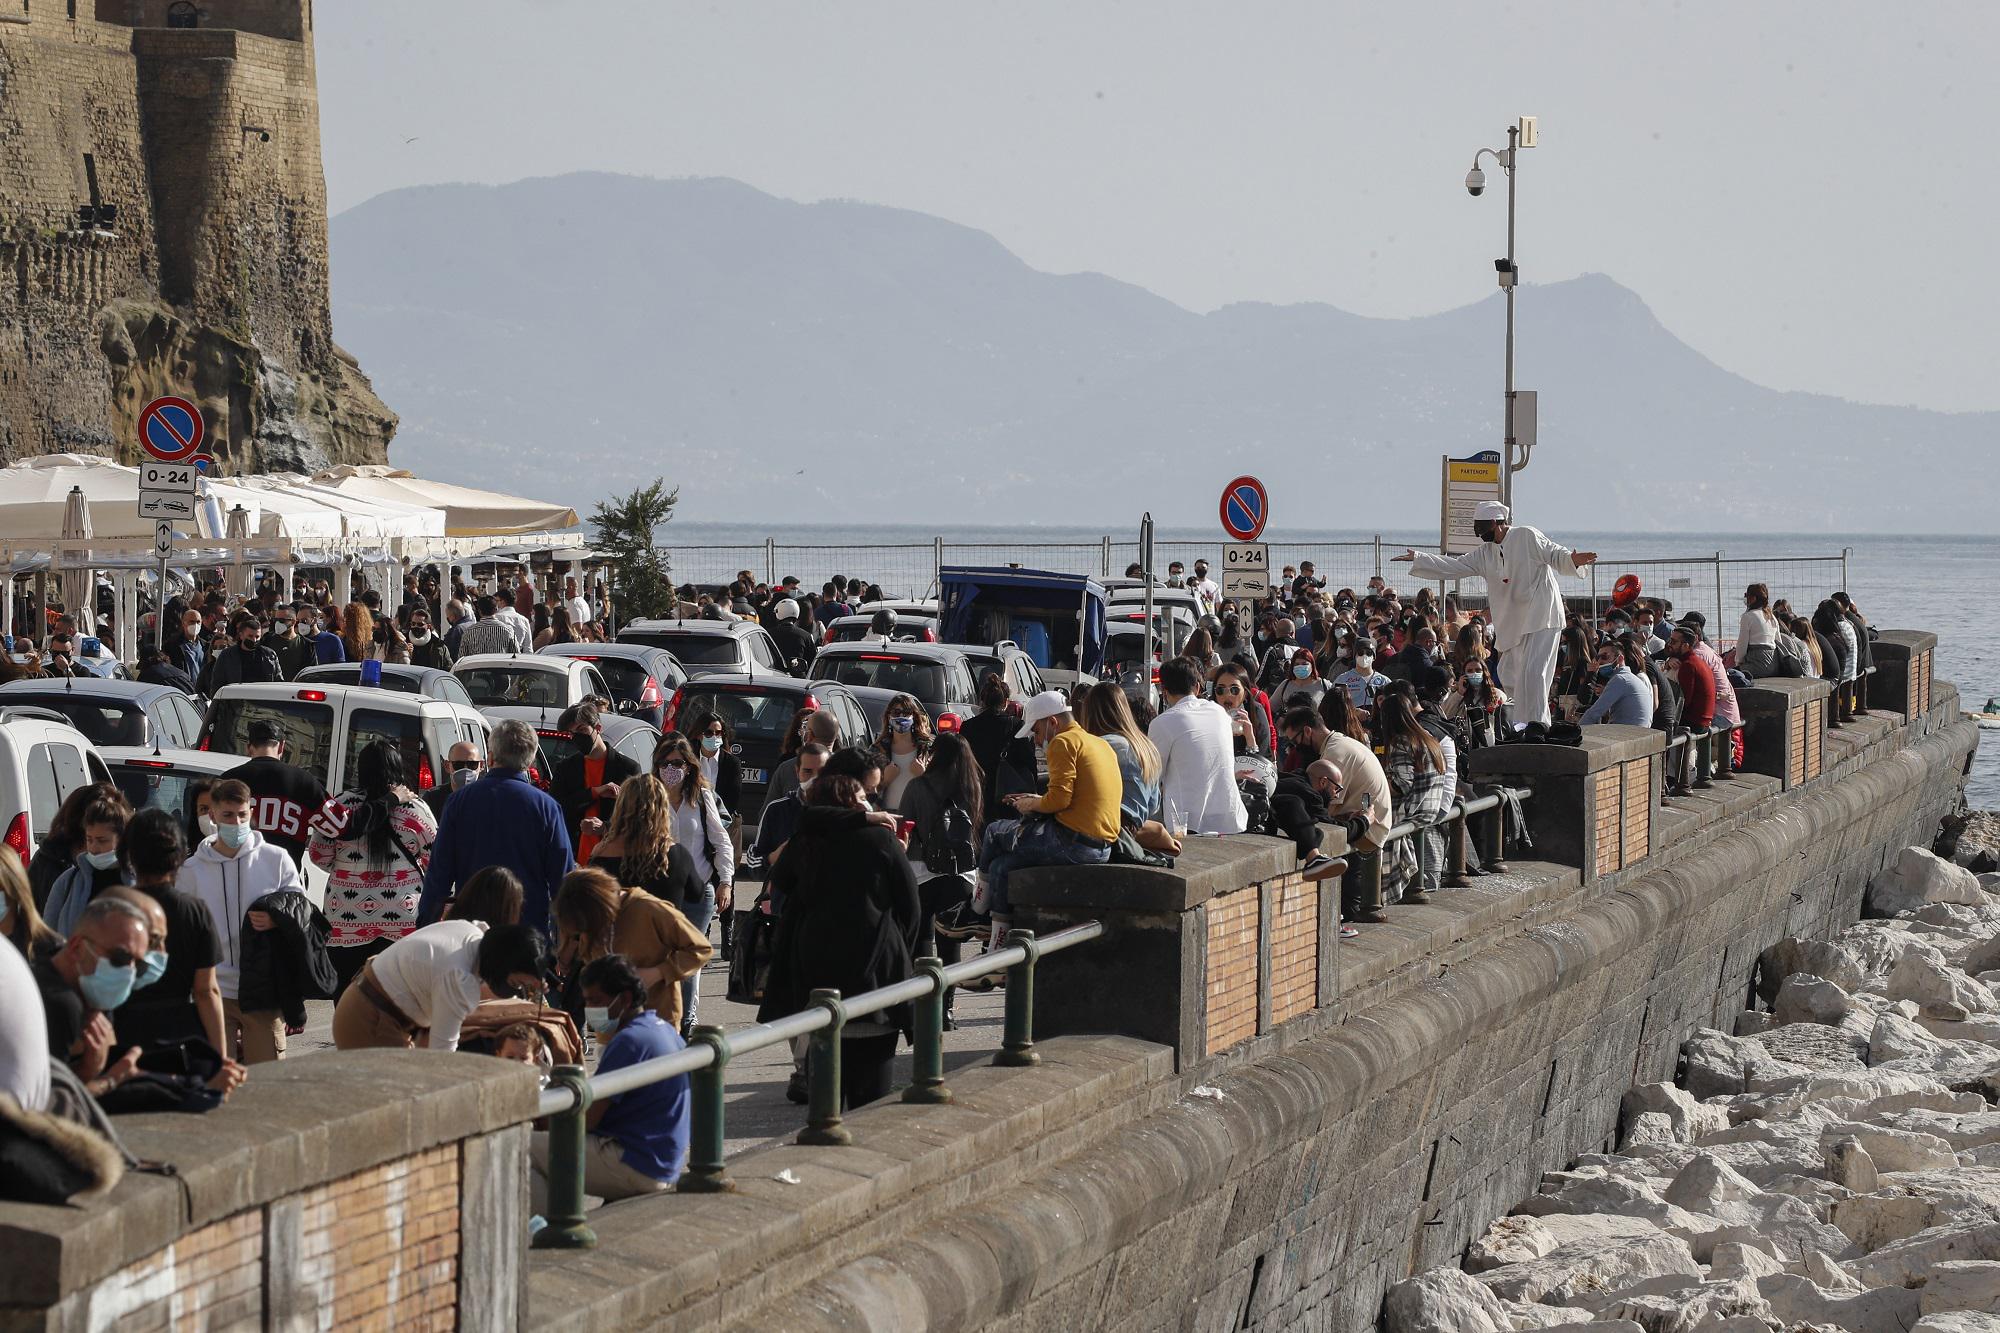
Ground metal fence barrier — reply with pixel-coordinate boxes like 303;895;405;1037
531;919;1105;1250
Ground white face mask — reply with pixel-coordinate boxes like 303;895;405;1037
197;814;217;837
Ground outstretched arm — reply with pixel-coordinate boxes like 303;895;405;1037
1396;548;1482;581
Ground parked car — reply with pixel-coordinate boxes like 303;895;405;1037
1102;623;1162;711
99;746;244;843
452;654;611;716
808;642;979;732
947;640;1047;705
820;612;940;645
296;662;476;708
0;706;113;863
198;682;490;797
616;619;787;680
0;678;207;749
1106;587;1199;658
478;707;661;792
663;677;870;826
537;642;685;730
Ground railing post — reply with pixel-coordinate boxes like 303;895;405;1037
1713;551;1725;648
933;536;944;597
903;957;953;1103
798;989;852;1146
764;537;776;587
1373;534;1384;578
1693;727;1715;789
531;1065;596;1250
1444;808;1470;887
676;1027;735;1193
994;930;1042;1067
1716;724;1735;779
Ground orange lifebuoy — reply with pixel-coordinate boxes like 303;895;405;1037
1611;574;1642;607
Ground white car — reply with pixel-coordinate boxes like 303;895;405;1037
451;653;611;717
0;706;113;864
198;682;491;797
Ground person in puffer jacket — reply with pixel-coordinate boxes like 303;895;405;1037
176;780;303;1064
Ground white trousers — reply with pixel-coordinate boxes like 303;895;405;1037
1503;627;1562;729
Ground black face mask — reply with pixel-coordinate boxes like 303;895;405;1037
1473;521;1499;544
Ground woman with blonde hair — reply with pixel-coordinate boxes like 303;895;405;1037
590;776;706;915
1075;682;1179;854
552;866;710;1031
0;848;59;957
341;601;375;663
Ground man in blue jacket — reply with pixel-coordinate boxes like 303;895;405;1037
417;720;572;934
1580;641;1653;728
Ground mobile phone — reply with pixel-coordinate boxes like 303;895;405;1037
897;818;916;841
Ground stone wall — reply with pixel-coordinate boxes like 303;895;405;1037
0;0;394;471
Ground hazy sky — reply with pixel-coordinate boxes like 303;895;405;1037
316;1;2000;413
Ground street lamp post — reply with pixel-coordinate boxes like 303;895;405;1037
1465;116;1537;508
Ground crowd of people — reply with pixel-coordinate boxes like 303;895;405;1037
0;534;1878;1215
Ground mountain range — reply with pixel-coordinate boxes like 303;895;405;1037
328;172;1992;532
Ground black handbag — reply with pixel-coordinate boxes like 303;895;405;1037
725;895;776;1004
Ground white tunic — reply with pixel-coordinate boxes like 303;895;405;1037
1406;526;1582;655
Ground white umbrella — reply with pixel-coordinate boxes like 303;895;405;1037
310;464;577;537
58;485;93;619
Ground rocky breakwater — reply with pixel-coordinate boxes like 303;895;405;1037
1385;842;2000;1333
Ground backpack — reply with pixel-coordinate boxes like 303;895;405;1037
922;799;977;876
1773;634;1809;679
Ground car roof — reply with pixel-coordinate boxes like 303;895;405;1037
299;662;450;682
623;619;761;638
453;653;582;673
816;641;968;664
829;611;937;626
0;677;179;703
210;682;449;710
855;600;939;614
676;675;839;699
97;745;242;775
538;642;678;665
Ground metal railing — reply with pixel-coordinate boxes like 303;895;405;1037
1661;717;1749;795
531;920;1104;1250
654;537;1852;611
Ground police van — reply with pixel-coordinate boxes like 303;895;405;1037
198;682;491;801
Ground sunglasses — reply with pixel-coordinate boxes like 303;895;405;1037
449;759;479;772
85;937;141;970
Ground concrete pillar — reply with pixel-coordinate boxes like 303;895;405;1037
115;572;138;666
1736;677;1834;790
333;562;352;607
1869;630;1938;723
1466;727;1665;881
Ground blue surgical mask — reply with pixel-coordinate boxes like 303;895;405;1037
1467;672;1485;685
217;822;250;850
79;948;137;1011
1596;663;1620;681
890;716;914;734
136;949;168;990
700;735;723;754
85;850;120;872
1292;664;1312;680
584;1006;615;1035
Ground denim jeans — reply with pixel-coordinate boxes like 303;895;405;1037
979;816;1110;917
680;884;715;1030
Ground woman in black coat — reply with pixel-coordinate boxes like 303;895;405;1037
757;773;920;1111
956;675;1036;825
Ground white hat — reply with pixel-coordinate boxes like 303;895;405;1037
773;598;799;621
1016;690;1071;738
1473;500;1511;523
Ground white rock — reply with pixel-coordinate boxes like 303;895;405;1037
1621;1111;1681;1156
1493;1299;1588;1329
1662;1154;1762;1213
1921;1260;2000;1316
1383;1266;1512;1333
1476;1230;1702;1308
1887;945;1995;1018
1708;1240;1789;1283
1904;846;1989;906
1733;1010;1776;1037
1884;1109;2000;1151
1850;1221;2000;1289
1596;1277;1770;1332
1467;1215;1561;1272
1874;1010;1951;1065
1774;973;1855;1027
1914;1313;2000;1333
1626;1083;1731;1143
1759;1272;1921;1331
1792;1247;1865;1294
1819;1122;1960;1173
1847;922;1927;976
1761;936;1868;1001
1827;1136;1880;1192
1683;1030;1759;1099
1872;864;1932;918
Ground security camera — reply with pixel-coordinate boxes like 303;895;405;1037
1465;166;1485;196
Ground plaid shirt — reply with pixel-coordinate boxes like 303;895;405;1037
1387;742;1456;825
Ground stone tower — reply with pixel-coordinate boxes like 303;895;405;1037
0;0;395;473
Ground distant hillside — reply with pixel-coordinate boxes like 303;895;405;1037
329;173;1993;531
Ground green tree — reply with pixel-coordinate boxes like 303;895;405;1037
589;480;678;624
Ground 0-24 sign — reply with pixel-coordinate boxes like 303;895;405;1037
1221;542;1269;598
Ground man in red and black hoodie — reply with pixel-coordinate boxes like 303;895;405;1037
221;719;329;871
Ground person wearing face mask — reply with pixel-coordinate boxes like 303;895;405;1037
745;743;829;885
1255;618;1301;694
687;711;743;822
137;642;199;694
1332;647;1392;723
266;604;314;681
1579;642;1652;727
550;702;639;866
41;799;131;937
406;607;454;670
1394;502;1597;737
528;954;688;1214
1269;646;1328;717
418;720;573;934
160;596;206;683
651;734;733;1028
874;694;933;811
30;897;149;1099
208;611;283;688
178;779;308;1064
766;707;841;806
106;812;232;1063
309;740;438;998
424;741;482;826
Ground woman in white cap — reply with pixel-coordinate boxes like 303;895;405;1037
1393;502;1596;736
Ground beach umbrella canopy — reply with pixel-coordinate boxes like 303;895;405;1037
310;465;577;537
58;485;93;617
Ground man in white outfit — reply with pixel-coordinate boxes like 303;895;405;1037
1393;501;1596;735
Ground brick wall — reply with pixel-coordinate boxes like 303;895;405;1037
1205;888;1259;1055
294;1144;462;1330
1269;875;1318;1027
79;1207;264;1329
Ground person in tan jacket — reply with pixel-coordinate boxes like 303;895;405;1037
553;868;710;1030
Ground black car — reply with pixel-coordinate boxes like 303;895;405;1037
663;676;870;826
0;679;207;749
808;642;980;730
616;619;787;680
537;642;686;729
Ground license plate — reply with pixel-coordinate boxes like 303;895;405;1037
742;767;768;785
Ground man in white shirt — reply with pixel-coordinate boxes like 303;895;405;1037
330;919;546;1052
1279;704;1396;924
1394;501;1597;735
1146;658;1248;835
564;576;592;628
0;932;51;1115
492;598;533;652
1189;560;1221;614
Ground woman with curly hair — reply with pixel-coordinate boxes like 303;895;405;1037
874;693;933;810
341;601;375;664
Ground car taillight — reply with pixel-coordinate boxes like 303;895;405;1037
417;756;436;791
3;811;28;860
639;676;663;706
937;712;962;732
859;654;899;662
920;627;936;642
129;759;172;769
528;766;546;789
804;694;819;710
660;695;680;733
198;732;211;751
297;689;327;702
